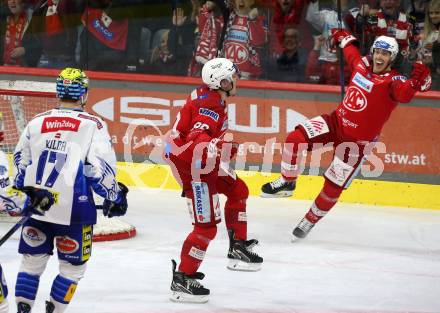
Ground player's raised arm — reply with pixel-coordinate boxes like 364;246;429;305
390;62;432;103
330;28;361;70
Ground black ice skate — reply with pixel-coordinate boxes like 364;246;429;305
17;302;31;313
261;177;295;198
227;230;263;272
170;259;209;303
292;217;315;241
45;301;55;313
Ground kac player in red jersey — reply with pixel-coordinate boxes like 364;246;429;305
261;30;432;240
166;58;263;303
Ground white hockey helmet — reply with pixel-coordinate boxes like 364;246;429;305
371;36;399;61
201;58;238;90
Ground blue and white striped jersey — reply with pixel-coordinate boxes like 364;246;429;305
13;108;119;226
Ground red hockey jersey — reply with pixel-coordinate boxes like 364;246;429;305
169;86;228;164
335;45;417;142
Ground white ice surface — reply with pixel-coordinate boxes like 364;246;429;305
1;187;440;313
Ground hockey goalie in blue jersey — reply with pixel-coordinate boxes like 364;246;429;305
0;147;27;313
0;121;55;313
12;68;129;313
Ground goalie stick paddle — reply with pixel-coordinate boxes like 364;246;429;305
0;214;31;247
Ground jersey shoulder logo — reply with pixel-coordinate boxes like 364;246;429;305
199;108;219;121
41;116;81;133
352;72;373;93
392;75;407;82
197;93;209;100
78;113;103;129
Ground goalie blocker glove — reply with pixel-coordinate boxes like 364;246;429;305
102;182;129;218
19;186;55;216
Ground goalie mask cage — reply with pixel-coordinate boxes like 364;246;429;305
0;80;136;242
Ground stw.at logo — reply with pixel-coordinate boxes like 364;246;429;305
41;117;81;133
342;86;368;112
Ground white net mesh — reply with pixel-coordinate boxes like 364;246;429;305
0;94;58;153
0;80;136;241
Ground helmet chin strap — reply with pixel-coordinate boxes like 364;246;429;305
80;92;89;108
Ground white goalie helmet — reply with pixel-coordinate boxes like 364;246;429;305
371;36;399;61
202;58;238;90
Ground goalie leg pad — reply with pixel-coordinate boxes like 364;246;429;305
0;298;7;313
179;225;217;274
0;265;7;303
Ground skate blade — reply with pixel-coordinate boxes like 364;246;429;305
227;259;262;272
170;291;209;303
291;234;301;242
260;191;293;198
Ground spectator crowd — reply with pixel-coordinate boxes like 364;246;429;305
1;0;439;90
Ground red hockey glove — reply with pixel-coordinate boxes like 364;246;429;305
330;28;358;50
410;62;432;92
0;131;4;142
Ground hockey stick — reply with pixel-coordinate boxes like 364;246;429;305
336;0;346;100
0;204;105;247
0;214;31;247
214;0;230;57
